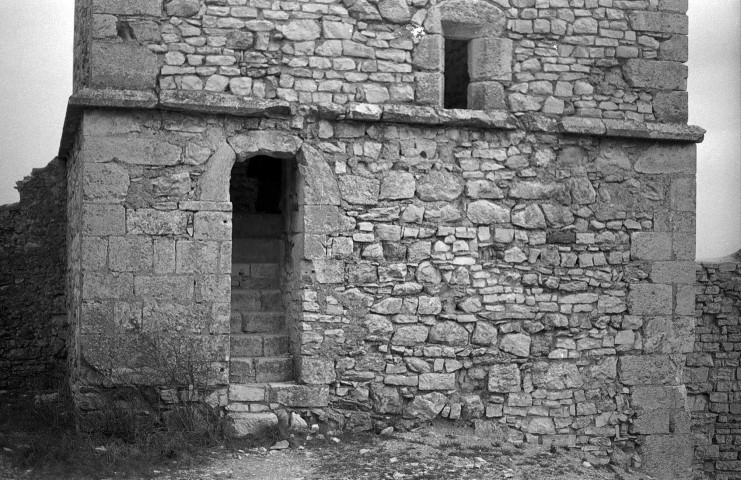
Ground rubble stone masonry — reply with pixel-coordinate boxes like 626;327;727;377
694;262;741;480
0;160;68;390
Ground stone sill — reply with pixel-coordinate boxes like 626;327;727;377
59;88;705;158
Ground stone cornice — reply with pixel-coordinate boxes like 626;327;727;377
58;88;705;159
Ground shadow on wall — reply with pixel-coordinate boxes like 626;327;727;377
0;158;68;390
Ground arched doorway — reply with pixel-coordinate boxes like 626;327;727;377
229;155;293;383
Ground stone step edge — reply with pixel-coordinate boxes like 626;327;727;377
227;382;330;408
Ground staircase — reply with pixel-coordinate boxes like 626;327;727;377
230;214;293;383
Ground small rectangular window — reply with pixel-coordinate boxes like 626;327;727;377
444;39;470;109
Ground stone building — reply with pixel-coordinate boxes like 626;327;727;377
7;0;740;478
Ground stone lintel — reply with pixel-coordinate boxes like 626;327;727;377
158;90;291;117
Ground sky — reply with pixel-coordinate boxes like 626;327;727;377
0;1;739;259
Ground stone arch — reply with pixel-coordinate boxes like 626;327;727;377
416;0;511;110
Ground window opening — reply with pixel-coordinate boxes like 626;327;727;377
444;39;470;109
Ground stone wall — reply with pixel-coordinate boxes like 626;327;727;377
78;0;689;121
65;105;698;478
693;261;741;480
0;159;68;390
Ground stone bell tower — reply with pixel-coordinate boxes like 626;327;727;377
60;0;703;477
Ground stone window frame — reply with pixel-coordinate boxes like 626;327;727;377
415;0;513;110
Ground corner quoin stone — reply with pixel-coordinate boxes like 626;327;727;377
90;42;160;91
628;283;673;316
623;59;687;91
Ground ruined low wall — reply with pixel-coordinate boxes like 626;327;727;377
693;261;741;480
0;159;68;390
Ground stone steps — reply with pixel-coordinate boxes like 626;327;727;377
229;356;293;383
225;382;330;437
231;288;283;312
231;333;289;357
232;238;283;263
232;262;280;289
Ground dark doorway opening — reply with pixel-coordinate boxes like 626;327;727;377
444;39;470;109
229;155;293;384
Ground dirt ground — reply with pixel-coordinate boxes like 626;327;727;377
1;423;652;480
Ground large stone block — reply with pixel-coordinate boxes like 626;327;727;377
467;200;510;224
83;272;134;300
134;275;194;302
640;434;694;480
675;284;695;316
197;144;236;202
403;392;446;420
629;11;688;34
623;59;687;91
658;35;688;62
419;373;456;391
412;35;443;70
392;325;429;346
83;204;126;236
469;37;513;82
628;284;673;316
322;20;353;39
632;409;670;434
227;412;278;437
643;316;694;354
632;385;687;411
268;384;329;407
631;232;672;260
653;91;688;123
165;0;200;17
304;205;355;234
416;72;444;106
83;162;130;202
428;321;469;346
487;364;521;393
670;177;695;212
230;131;302;161
109;236;154;272
650;261;696;284
175;240;219;274
281;20;321;41
658;0;687;13
511;204;545;229
313;259;345;283
90;41;160;90
299;145;341;206
417;171;464;201
83;136;182;166
127;209;189;235
141;301;207;333
195;274;230;302
436;0;506;37
229;384;266;402
468;81;506;110
82;236;108;271
338;175;380;205
378;0;411;23
380;172;415;200
93;0;162;15
499;333;531;358
532;361;584;390
619;355;683;386
194;211;231;240
299;357;336;384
